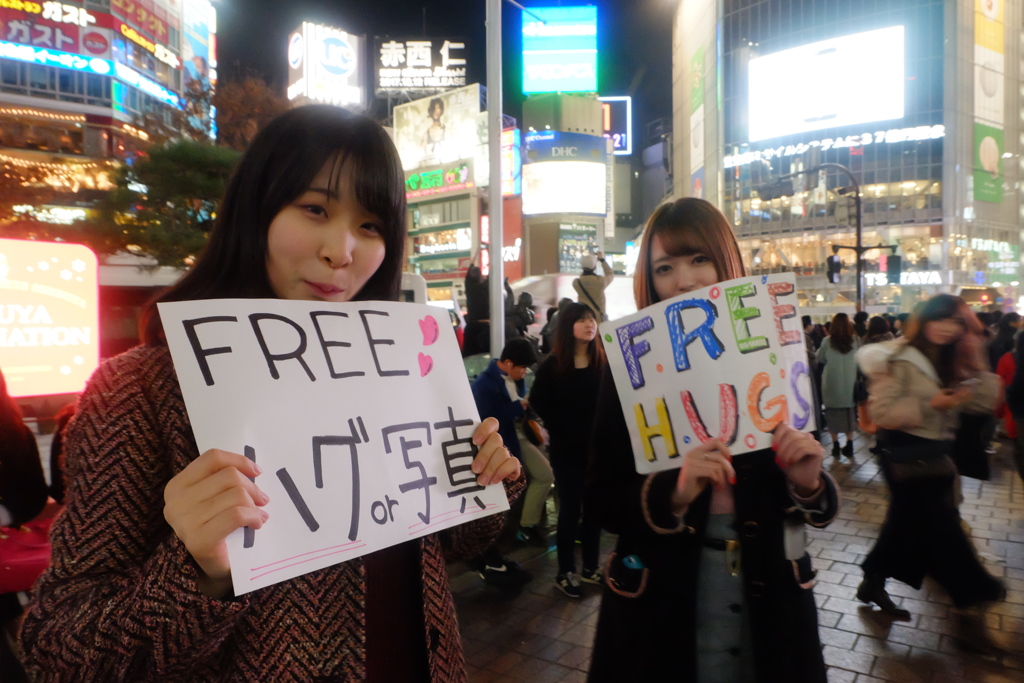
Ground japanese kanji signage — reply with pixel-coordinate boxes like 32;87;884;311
375;37;467;91
0;2;114;59
159;299;510;594
110;0;169;43
601;273;816;474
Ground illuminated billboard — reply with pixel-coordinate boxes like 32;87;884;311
599;96;632;155
522;6;597;94
392;83;482;170
748;26;905;142
501;128;522;196
376;37;467;91
523;130;608;215
287;22;365;108
0;239;99;398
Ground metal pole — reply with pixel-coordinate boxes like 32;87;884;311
817;163;862;312
486;0;505;357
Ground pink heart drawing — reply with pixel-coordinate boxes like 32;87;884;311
418;352;434;377
419;315;439;346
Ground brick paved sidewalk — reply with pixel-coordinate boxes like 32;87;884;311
450;435;1024;682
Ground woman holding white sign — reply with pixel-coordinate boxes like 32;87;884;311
585;198;839;683
20;106;524;683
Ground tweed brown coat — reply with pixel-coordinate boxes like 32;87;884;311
19;345;524;682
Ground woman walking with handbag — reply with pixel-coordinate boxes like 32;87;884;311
529;303;605;597
855;295;1005;650
817;313;860;460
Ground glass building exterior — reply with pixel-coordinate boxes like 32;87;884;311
673;0;1022;313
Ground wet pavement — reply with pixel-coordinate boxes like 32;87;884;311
449;434;1024;683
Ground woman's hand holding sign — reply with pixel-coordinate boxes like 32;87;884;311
164;449;269;599
671;439;736;515
772;424;825;497
471;417;522;486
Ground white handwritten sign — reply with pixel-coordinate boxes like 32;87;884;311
600;273;815;474
158;299;509;595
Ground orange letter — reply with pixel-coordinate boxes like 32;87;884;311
746;371;788;433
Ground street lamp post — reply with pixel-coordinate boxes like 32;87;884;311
780;162;895;312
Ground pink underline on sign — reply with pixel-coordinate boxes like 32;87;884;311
250;543;367;581
251;541;365;572
408;504;499;536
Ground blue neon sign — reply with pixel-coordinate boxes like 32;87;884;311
522;6;598;94
114;62;182;109
0;40;112;76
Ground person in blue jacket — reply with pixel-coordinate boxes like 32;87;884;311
467;338;547;585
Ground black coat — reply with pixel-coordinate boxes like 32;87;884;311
585;367;838;683
0;422;47;527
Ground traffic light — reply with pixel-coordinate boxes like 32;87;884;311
887;255;902;285
827;255;842;284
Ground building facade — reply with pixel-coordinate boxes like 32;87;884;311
673;0;1021;314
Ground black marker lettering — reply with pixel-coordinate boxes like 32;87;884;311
359;310;410;377
311;416;366;542
310;311;364;379
243;445;256;548
382;422;436;524
249;313;316;381
182;316;238;386
276;468;319;532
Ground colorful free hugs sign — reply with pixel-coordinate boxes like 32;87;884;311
600;273;816;474
159;299;509;594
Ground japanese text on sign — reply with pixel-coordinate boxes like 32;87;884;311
159;299;510;594
601;273;815;474
377;37;467;91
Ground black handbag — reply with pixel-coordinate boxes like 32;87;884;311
951;412;991;480
877;430;956;482
853;371;869;404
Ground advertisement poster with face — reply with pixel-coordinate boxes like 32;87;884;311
973;0;1004;203
392;84;482;171
600;273;814;475
182;0;214;91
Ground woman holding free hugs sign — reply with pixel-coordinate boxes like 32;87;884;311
19;106;523;682
586;198;840;683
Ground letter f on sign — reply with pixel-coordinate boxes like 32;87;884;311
616;316;655;389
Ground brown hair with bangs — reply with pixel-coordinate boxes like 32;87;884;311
633;198;746;309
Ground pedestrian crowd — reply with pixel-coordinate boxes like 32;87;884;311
1;104;1020;682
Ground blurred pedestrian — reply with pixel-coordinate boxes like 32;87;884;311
817;313;860;460
853;310;869;341
864;316;894;344
574;251;614;321
586;198;838;682
19;106;523;682
859;317;894;451
987;312;1020;372
529;303;605;598
857;295;1004;650
0;368;47;683
468;338;548;584
893;312;910;337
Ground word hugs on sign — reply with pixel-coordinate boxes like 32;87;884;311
159;299;510;595
601;273;815;474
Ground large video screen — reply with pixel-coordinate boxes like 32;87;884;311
748;26;905;142
523;161;606;215
522;6;598;94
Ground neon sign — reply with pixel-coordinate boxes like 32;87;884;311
114;61;181;108
725;125;946;168
0;38;110;74
120;23;180;68
405;163;474;199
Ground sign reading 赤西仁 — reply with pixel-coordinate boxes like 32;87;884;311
601;273;815;475
159;299;510;595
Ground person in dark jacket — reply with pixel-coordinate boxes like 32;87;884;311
529;303;605;598
468;338;546;585
987;312;1020;373
585;198;839;683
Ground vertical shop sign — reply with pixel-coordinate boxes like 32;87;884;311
973;0;1004;203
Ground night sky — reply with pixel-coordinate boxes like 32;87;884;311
214;0;674;144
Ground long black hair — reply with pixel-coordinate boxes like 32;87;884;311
142;105;407;344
